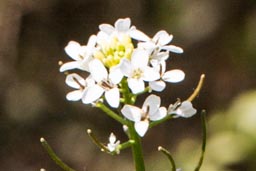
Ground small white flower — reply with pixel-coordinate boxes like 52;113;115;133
99;18;150;41
65;73;94;101
60;35;97;72
119;49;160;94
149;61;185;92
121;95;167;137
107;133;120;153
168;101;197;118
82;59;121;108
139;30;183;65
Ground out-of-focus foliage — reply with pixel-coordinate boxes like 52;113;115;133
171;91;256;171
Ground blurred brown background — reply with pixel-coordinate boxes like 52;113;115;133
1;0;256;170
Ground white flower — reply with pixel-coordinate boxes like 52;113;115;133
60;35;97;72
82;59;121;108
168;101;197;118
149;61;185;92
138;30;183;65
107;133;120;153
65;73;94;101
121;94;167;137
99;18;150;41
119;49;160;94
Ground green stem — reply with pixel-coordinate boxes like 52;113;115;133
40;138;77;171
149;115;173;128
120;78;145;171
128;123;145;171
194;110;207;171
95;102;129;125
158;146;176;171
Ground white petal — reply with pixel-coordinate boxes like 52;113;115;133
142;94;161;115
64;41;82;60
149;80;166;92
115;18;131;32
152;52;169;63
109;133;116;143
176;101;197;118
119;58;132;77
142;66;160;81
59;61;79;72
87;35;97;48
153;30;173;46
121;105;142;122
130;29;150;41
89;59;108;82
99;24;115;35
134;120;149;137
66;90;83;101
128;78;145;94
65;73;85;89
149;107;167;121
161;45;183;53
105;87;120;108
109;66;123;84
138;41;156;52
131;49;149;68
82;85;104;104
162;69;185;83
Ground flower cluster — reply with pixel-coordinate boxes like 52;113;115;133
60;18;197;139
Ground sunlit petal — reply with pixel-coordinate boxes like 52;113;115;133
64;41;82;60
115;18;131;32
66;90;83;101
89;59;108;82
149;107;167;121
128;78;145;94
119;58;132;77
153;30;173;46
59;61;79;72
131;49;149;67
142;94;161;115
121;105;142;122
161;45;184;53
105;87;120;108
99;24;115;35
142;67;160;81
149;80;166;92
82;85;104;104
176;101;197;118
162;69;185;83
134;120;149;137
65;73;85;89
130;29;150;41
109;66;123;84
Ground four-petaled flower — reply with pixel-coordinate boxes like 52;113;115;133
121;94;167;137
99;18;150;42
82;59;121;108
168;101;197;118
119;49;160;94
149;61;185;92
60;35;97;72
107;133;120;154
65;73;94;101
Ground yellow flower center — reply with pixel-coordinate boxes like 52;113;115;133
94;35;134;68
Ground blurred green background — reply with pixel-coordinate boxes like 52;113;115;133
0;0;256;170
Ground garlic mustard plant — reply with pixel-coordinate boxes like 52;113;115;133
41;18;206;171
